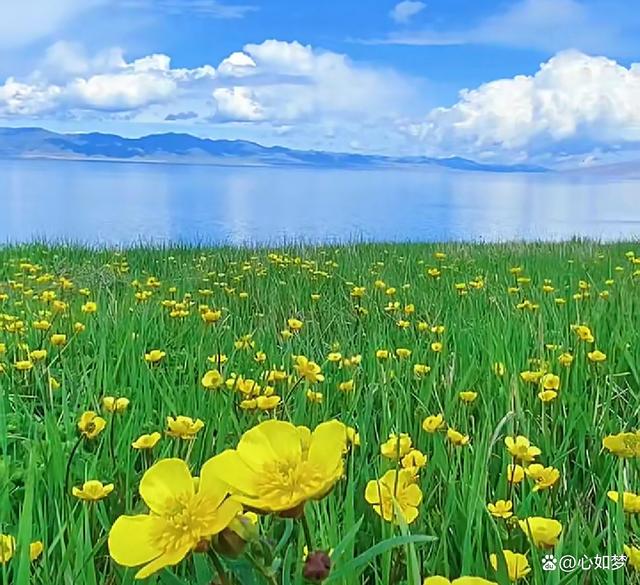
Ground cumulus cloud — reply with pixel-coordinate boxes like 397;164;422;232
390;1;426;24
210;39;418;123
413;50;640;162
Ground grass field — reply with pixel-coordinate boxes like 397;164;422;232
1;241;640;585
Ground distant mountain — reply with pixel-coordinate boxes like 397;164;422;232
0;127;547;173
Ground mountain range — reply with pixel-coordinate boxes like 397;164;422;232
0;127;547;173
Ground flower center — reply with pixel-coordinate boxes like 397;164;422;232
258;459;321;505
153;494;213;552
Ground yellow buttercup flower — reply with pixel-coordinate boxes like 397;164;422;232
447;428;470;446
50;333;67;346
525;464;560;491
132;432;162;450
78;411;107;439
145;349;166;364
102;396;130;413
538;390;557;402
401;449;428;471
294;356;324;384
166;416;204;439
587;350;607;363
504;436;541;463
602;431;640;458
380;433;413;459
487;500;513;519
489;550;530;581
365;468;422;524
29;540;44;561
205;419;347;515
607;490;640;513
413;363;431;377
287;318;303;331
422;414;445;433
0;534;15;563
14;360;34;371
518;517;562;548
201;369;224;389
459;390;478;403
81;301;97;313
624;545;640;570
507;464;525;484
72;480;114;502
108;459;241;579
540;373;559;390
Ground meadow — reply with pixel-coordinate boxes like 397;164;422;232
1;241;640;585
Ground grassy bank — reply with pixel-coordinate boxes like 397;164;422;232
1;241;639;585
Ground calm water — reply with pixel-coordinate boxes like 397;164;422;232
1;158;639;245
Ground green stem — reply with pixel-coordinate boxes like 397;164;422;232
64;435;84;495
246;553;279;585
300;511;314;551
208;549;229;585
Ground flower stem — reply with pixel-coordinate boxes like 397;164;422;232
246;552;279;585
64;435;84;495
208;549;229;585
300;511;314;551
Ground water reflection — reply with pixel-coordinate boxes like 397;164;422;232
1;159;639;245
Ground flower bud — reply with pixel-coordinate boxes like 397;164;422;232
303;550;331;583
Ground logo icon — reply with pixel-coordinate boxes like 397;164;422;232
542;555;558;571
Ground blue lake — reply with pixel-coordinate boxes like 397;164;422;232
1;158;639;245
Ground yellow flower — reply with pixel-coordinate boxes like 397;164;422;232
422;414;445;433
306;389;324;403
49;376;61;390
376;349;390;360
108;459;241;579
102;396;130;413
489;550;530;581
201;369;224;389
14;360;34;371
423;578;497;585
29;540;44;561
72;480;114;502
507;464;525;484
447;428;470;446
431;342;443;353
459;391;478;403
294;356;325;384
78;411;107;439
287;318;303;331
401;449;428;470
33;319;51;331
493;362;506;376
81;301;97;313
346;426;361;447
204;420;347;515
525;464;560;491
602;431;640;458
587;350;607;363
607;490;640;513
327;352;342;362
538;389;557;402
364;469;422;524
74;322;86;333
201;309;222;324
380;433;413;459
50;333;67;346
558;353;573;368
504;436;541;463
338;379;355;392
624;545;640;570
256;395;281;410
132;432;162;450
0;534;15;563
487;500;513;519
413;364;431;377
29;349;47;361
518;517;562;548
573;325;594;343
519;370;544;383
395;348;412;359
166;416;204;439
540;373;559;391
145;349;166;364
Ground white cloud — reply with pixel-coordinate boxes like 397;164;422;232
414;50;640;162
115;0;256;18
390;1;426;24
210;39;418;123
372;0;634;55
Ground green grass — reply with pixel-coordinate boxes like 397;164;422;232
1;240;640;585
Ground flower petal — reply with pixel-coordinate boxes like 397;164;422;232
108;515;165;568
139;459;194;514
236;420;302;470
135;543;192;579
307;420;346;476
202;498;244;537
200;450;260;497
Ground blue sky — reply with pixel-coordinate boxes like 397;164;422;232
2;0;640;166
